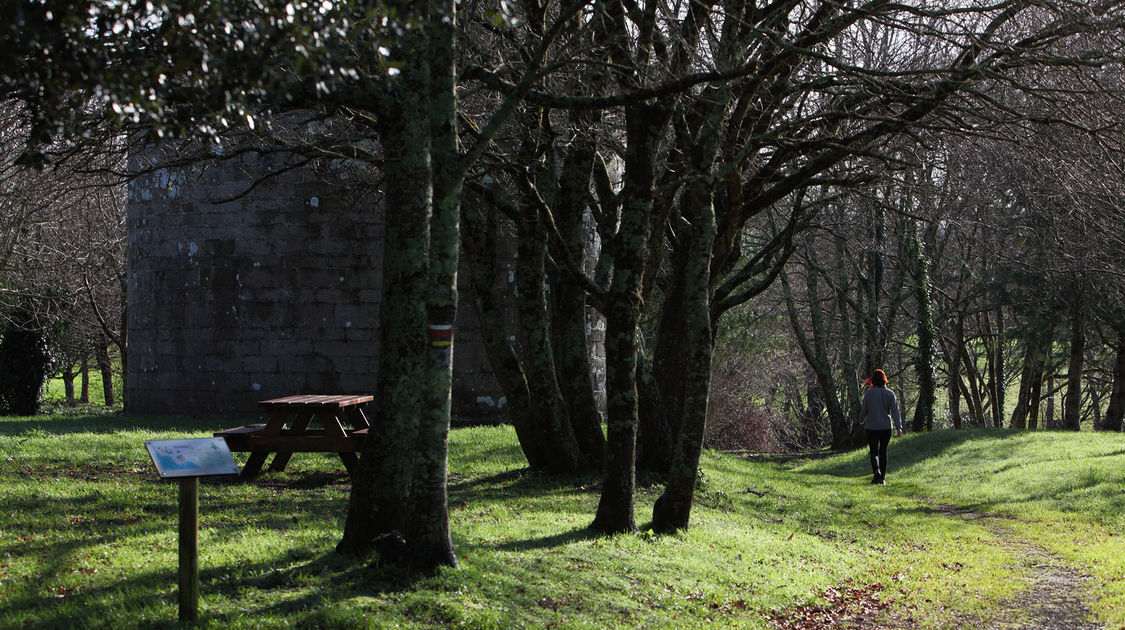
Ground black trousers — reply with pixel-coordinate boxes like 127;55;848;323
866;429;892;479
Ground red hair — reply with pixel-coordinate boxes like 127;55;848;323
863;369;889;387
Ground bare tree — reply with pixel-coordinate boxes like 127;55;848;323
0;102;126;413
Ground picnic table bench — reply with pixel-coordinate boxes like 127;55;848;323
214;394;373;478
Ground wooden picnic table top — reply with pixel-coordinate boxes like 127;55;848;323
217;393;374;478
257;394;374;409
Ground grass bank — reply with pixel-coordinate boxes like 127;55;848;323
1;415;1122;629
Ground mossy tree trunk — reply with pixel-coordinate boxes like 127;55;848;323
515;207;584;474
782;266;849;449
651;164;717;534
340;0;465;572
408;0;460;569
551;115;607;471
591;102;669;535
504;33;587;473
461;203;548;469
459;3;607;475
338;28;431;562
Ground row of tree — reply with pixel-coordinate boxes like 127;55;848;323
773;114;1125;449
4;0;1125;574
0;104;126;414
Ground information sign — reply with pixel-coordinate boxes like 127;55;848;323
145;438;240;478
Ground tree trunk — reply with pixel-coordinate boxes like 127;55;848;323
1028;362;1044;430
592;297;641;534
862;205;886;376
96;341;114;407
782;269;848;449
80;354;90;404
63;363;76;406
339;37;431;560
551;118;606;471
908;222;935;432
591;102;667;535
1009;334;1036;430
407;0;460;570
1063;294;1085;431
651;172;717;534
1011;318;1052;430
516;211;584;474
636;349;672;476
802;379;826;447
948;355;963;429
992;307;1005;426
835;237;863;430
1102;332;1125;432
959;330;987;426
647;252;692;475
461;204;548;469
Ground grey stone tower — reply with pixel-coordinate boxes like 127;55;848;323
126;151;502;417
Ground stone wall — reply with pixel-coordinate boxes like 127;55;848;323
126;149;606;419
126;152;503;417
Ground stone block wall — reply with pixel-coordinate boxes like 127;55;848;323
127;152;504;417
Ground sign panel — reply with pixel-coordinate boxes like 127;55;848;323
145;438;240;479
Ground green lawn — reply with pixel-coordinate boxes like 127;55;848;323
1;416;1122;629
42;368;124;410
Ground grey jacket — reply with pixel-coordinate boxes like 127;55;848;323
858;386;902;432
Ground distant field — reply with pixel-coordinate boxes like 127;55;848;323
1;417;1121;629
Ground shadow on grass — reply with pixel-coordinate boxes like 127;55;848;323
491;525;602;552
0;413;255;436
210;470;352;490
0;476;435;629
449;466;601;503
800;428;1048;477
1;545;431;630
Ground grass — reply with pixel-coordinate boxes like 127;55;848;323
41;366;125;411
1;415;1123;629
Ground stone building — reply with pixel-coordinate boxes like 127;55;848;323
126;152;511;417
126;149;608;419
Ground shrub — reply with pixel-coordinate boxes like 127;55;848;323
705;347;795;452
0;302;52;415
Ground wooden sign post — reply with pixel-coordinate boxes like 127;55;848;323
145;438;240;622
178;476;200;620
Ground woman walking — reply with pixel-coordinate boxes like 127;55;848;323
857;369;903;484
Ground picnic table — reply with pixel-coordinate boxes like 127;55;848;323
214;394;373;478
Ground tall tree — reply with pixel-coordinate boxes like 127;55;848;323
0;0;545;571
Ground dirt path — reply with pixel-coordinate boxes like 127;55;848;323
767;503;1103;630
927;503;1102;630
